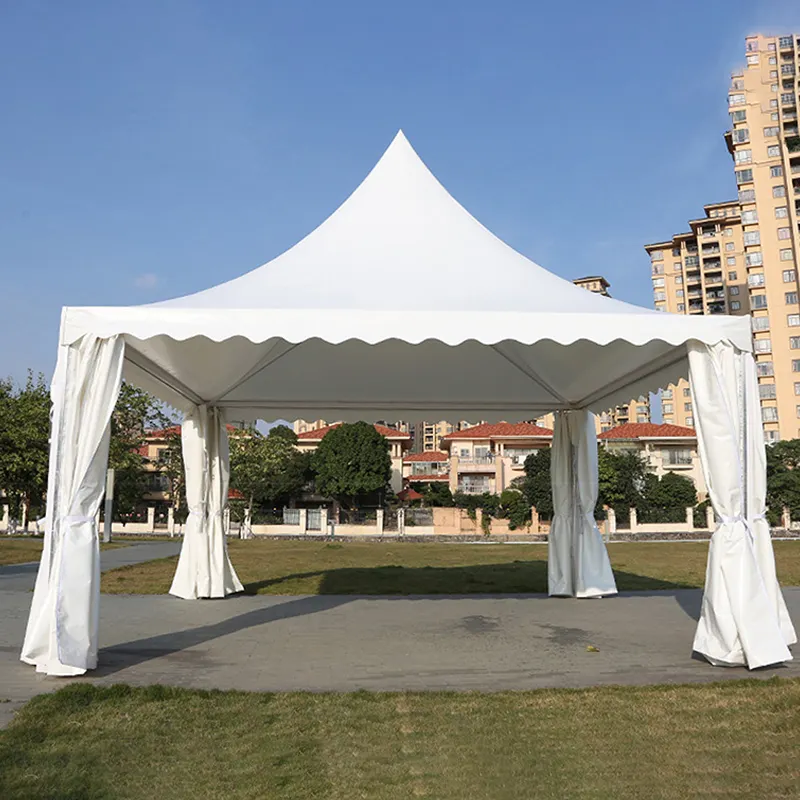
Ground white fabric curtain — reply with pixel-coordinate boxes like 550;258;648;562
169;405;243;599
548;410;617;598
21;334;125;676
689;340;794;668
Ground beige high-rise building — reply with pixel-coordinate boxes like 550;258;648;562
646;33;800;441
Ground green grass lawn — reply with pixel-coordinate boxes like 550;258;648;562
0;537;130;566
100;539;800;595
1;680;798;800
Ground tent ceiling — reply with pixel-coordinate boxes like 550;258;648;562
61;131;751;420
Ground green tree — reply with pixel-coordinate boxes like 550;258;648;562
597;448;647;512
409;481;454;507
639;471;697;524
498;488;531;530
229;425;310;511
521;449;553;518
766;439;800;524
311;422;391;509
0;372;50;524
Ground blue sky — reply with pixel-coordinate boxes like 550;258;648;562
2;0;800;385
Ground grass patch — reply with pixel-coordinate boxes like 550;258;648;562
0;538;129;567
1;680;799;799
100;539;800;595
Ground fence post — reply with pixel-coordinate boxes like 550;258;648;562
685;506;694;531
376;508;384;535
299;508;308;535
782;507;791;530
606;506;616;540
706;505;715;531
2;504;8;534
168;506;175;537
397;508;405;536
321;507;329;536
147;506;155;533
629;507;637;533
530;506;539;534
223;506;231;537
243;508;252;539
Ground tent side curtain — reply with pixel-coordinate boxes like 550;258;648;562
21;334;125;676
688;340;794;669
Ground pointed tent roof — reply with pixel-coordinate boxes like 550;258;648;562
60;131;751;421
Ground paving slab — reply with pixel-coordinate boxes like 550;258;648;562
1;584;798;728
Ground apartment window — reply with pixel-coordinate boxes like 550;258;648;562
733;128;750;143
791;337;800;349
744;233;762;248
753;316;770;330
654;291;666;302
772;112;780;120
763;407;779;423
765;126;780;137
652;277;665;287
739;188;755;203
784;269;797;282
771;70;779;79
776;206;789;218
735;149;752;165
793;360;800;371
663;403;673;414
723;227;733;237
685;415;694;427
748;272;765;286
652;263;664;275
731;300;741;311
782;92;795;104
729;93;746;106
772;84;779;93
677;303;685;312
664;449;692;466
790;314;800;326
742;209;758;223
752;294;768;308
651;251;664;261
757;362;774;377
675;275;683;284
778;227;792;240
768;145;782;158
769;51;778;60
736;168;753;184
747;54;760;65
675;289;684;298
771;99;779;108
727;259;737;270
760;384;777;399
780;36;794;48
685;255;699;267
672;247;681;257
730;284;739;294
721;243;733;255
771;166;784;177
795;382;800;395
774;185;787;198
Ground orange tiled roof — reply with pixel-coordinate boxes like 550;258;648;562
297;423;411;441
441;422;553;440
598;422;695;440
146;424;240;439
403;451;449;462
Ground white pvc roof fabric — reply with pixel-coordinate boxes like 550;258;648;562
61;131;751;420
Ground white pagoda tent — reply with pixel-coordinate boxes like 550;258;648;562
22;131;795;676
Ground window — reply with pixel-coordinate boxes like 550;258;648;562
768;145;781;157
727;259;737;269
735;149;753;164
662;403;673;414
794;360;800;372
662;389;673;399
783;269;797;282
778;227;792;240
731;300;741;311
736;168;753;184
728;270;738;281
664;449;692;466
683;403;692;414
771;99;779;108
675;275;683;285
765;126;780;137
724;227;733;237
742;209;758;223
733;128;750;143
771;70;779;79
651;250;664;261
774;185;787;198
729;93;746;106
757;361;774;377
753;316;770;330
673;262;682;271
744;231;761;246
773;112;780;120
760;383;777;399
677;303;685;311
675;289;684;298
652;277;665;287
782;92;796;105
776;206;789;218
725;242;735;252
685;255;699;267
762;407;779;422
789;314;800;326
746;252;763;267
748;272;765;286
730;285;739;295
788;291;799;304
781;249;794;261
791;336;800;349
748;54;760;65
652;262;664;275
654;291;666;302
686;416;694;427
771;166;784;177
752;294;768;308
739;188;755;203
780;36;793;48
772;84;779;92
795;382;800;395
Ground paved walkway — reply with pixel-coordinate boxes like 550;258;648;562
2;542;799;727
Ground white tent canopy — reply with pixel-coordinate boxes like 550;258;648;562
23;130;794;676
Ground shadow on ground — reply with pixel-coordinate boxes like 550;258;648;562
94;562;700;677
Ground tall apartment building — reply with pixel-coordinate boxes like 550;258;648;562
646;33;800;440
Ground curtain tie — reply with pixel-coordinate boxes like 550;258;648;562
63;515;96;525
187;504;207;518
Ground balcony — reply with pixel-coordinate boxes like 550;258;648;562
706;290;725;300
705;276;724;285
788;136;800;154
701;244;720;255
685;271;702;284
457;455;496;472
708;303;727;314
703;258;722;269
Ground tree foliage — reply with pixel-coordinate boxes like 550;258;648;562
229;425;310;510
409;481;454;507
521;449;553;518
498;488;531;530
766;439;800;524
638;471;697;524
0;372;50;521
311;422;392;509
597;449;648;511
